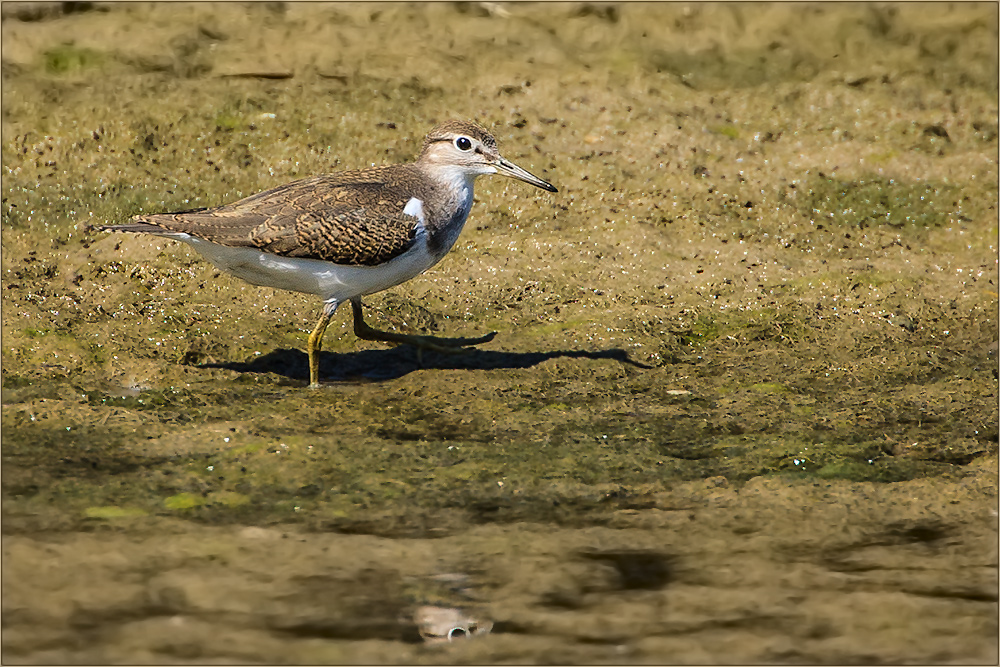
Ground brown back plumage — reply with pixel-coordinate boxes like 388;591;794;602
113;164;437;266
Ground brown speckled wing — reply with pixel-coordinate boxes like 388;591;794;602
123;168;429;266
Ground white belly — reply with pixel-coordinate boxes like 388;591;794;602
177;233;440;302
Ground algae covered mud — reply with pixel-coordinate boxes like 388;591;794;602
2;2;997;663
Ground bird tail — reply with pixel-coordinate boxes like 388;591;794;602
98;221;167;234
99;206;212;234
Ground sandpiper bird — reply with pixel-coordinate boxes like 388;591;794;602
100;120;557;387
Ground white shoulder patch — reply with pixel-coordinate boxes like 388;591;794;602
403;197;425;224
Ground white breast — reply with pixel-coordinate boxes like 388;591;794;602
403;196;425;222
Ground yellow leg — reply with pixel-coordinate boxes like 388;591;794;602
307;301;339;388
350;297;496;353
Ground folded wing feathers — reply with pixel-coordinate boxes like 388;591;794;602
107;169;426;266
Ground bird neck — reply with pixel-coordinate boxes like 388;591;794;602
416;159;481;196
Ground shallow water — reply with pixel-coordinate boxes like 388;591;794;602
2;2;998;663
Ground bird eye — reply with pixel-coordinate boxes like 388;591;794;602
455;136;473;151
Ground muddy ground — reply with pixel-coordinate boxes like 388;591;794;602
1;2;998;664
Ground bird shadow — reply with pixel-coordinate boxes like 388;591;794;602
201;344;653;384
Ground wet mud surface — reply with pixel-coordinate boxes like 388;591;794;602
2;2;998;664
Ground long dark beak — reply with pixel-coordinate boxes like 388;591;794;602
495;156;558;193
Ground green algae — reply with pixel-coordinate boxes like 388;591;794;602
42;43;106;75
801;175;963;229
84;505;149;519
